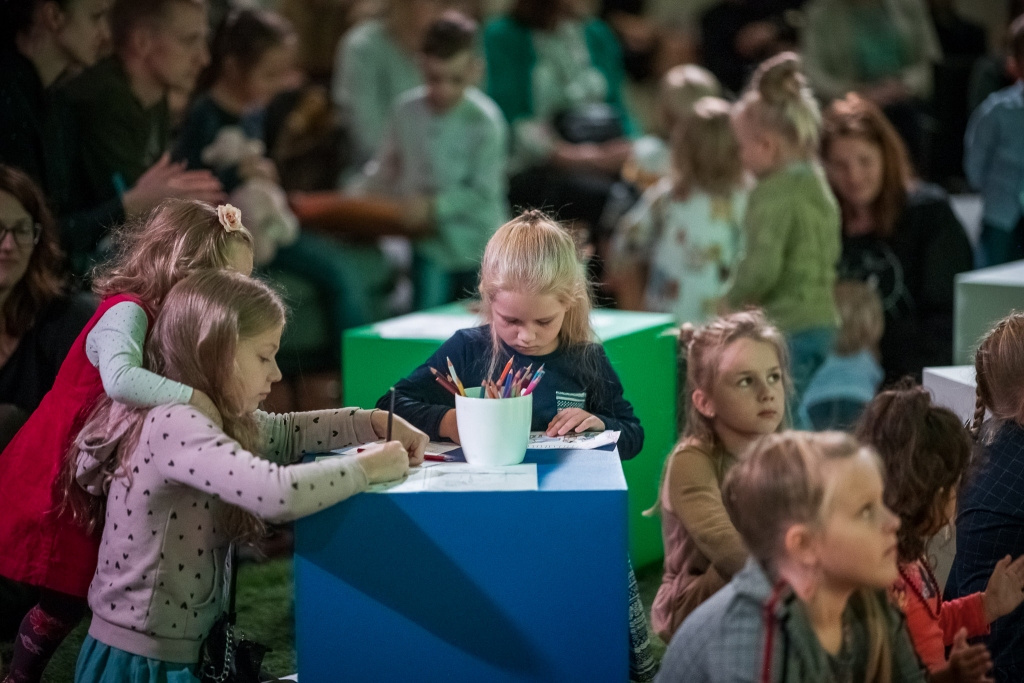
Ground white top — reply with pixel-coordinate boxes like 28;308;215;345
612;178;747;324
85;301;193;407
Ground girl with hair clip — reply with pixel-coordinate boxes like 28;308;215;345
725;52;841;408
66;269;425;683
648;310;789;642
657;431;927;683
857;384;1024;683
947;312;1024;682
378;209;655;682
0;201;253;683
610;96;747;323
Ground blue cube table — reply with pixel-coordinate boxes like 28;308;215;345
294;448;629;682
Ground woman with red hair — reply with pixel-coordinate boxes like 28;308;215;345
822;93;973;383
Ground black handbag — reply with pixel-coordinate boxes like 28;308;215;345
553;102;624;144
197;546;271;683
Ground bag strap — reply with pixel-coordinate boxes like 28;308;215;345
228;543;239;616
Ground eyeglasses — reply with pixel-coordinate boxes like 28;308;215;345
0;221;41;249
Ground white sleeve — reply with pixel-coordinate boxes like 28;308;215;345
85;301;193;408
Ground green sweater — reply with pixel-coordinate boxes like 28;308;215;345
483;15;637;136
725;162;840;334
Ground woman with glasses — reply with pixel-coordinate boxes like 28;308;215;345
0;166;95;450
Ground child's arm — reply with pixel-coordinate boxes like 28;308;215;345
666;447;747;581
607;182;667;310
149;405;405;524
723;197;790;310
86;302;215;416
963;102;999;192
374;331;481;442
937;593;989;645
253;408;427;465
583;347;645;460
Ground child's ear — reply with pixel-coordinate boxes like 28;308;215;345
783;523;818;566
692;389;715;419
40;1;67;33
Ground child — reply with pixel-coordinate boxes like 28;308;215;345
610;97;746;321
0;201;251;683
657;431;927;683
798;281;885;431
858;385;1024;681
173;8;300;267
725;52;841;405
947;312;1024;681
377;210;654;682
359;10;509;310
66;269;425;682
380;210;643;459
624;64;723;191
963;14;1024;267
649;310;788;641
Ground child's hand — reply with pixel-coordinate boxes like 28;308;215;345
546;409;605;437
354;441;410;484
189;389;223;429
439;409;461;445
983;554;1024;622
945;628;993;683
371;410;428;466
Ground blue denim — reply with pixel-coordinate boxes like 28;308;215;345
787;327;836;427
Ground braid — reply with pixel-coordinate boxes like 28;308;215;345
971;390;986;440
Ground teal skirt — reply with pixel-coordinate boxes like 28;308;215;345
75;634;200;683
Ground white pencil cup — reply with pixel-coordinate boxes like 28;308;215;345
455;387;533;466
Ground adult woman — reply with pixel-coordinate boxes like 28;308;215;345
0;166;95;447
801;0;942;166
822;94;972;383
484;0;637;242
0;166;94;640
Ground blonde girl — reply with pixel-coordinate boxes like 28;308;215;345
65;269;424;682
658;432;926;683
611;96;747;322
947;312;1024;681
649;310;789;641
382;209;643;459
724;52;841;405
382;210;656;681
0;201;252;683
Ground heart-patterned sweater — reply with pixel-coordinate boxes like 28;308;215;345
79;403;378;663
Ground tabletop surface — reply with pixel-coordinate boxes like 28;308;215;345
347;303;674;342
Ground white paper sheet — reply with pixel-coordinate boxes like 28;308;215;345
372;313;478;340
369;463;538;493
527;430;620;450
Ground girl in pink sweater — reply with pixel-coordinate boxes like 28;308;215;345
64;270;426;682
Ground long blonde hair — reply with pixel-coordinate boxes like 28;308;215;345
734;52;821;161
478;210;596;378
672;96;744;199
61;270;286;542
971;311;1024;439
723;431;892;683
93;200;254;311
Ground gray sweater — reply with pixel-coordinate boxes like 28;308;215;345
76;404;379;663
656;559;927;683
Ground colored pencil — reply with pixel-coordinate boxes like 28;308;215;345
518;364;533;392
446;357;465;396
522;365;546;396
386;387;395;441
496;357;514;385
502;371;514;398
434;376;459;396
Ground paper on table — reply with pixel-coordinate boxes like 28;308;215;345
527;430;620;450
369;463;538;493
326;441;459;457
372;313;478;340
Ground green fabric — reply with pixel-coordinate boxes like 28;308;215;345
852;5;909;82
725;162;840;334
483;15;637;137
63;56;170;206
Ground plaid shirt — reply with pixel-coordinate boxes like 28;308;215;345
656;559;926;683
947;420;1024;681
